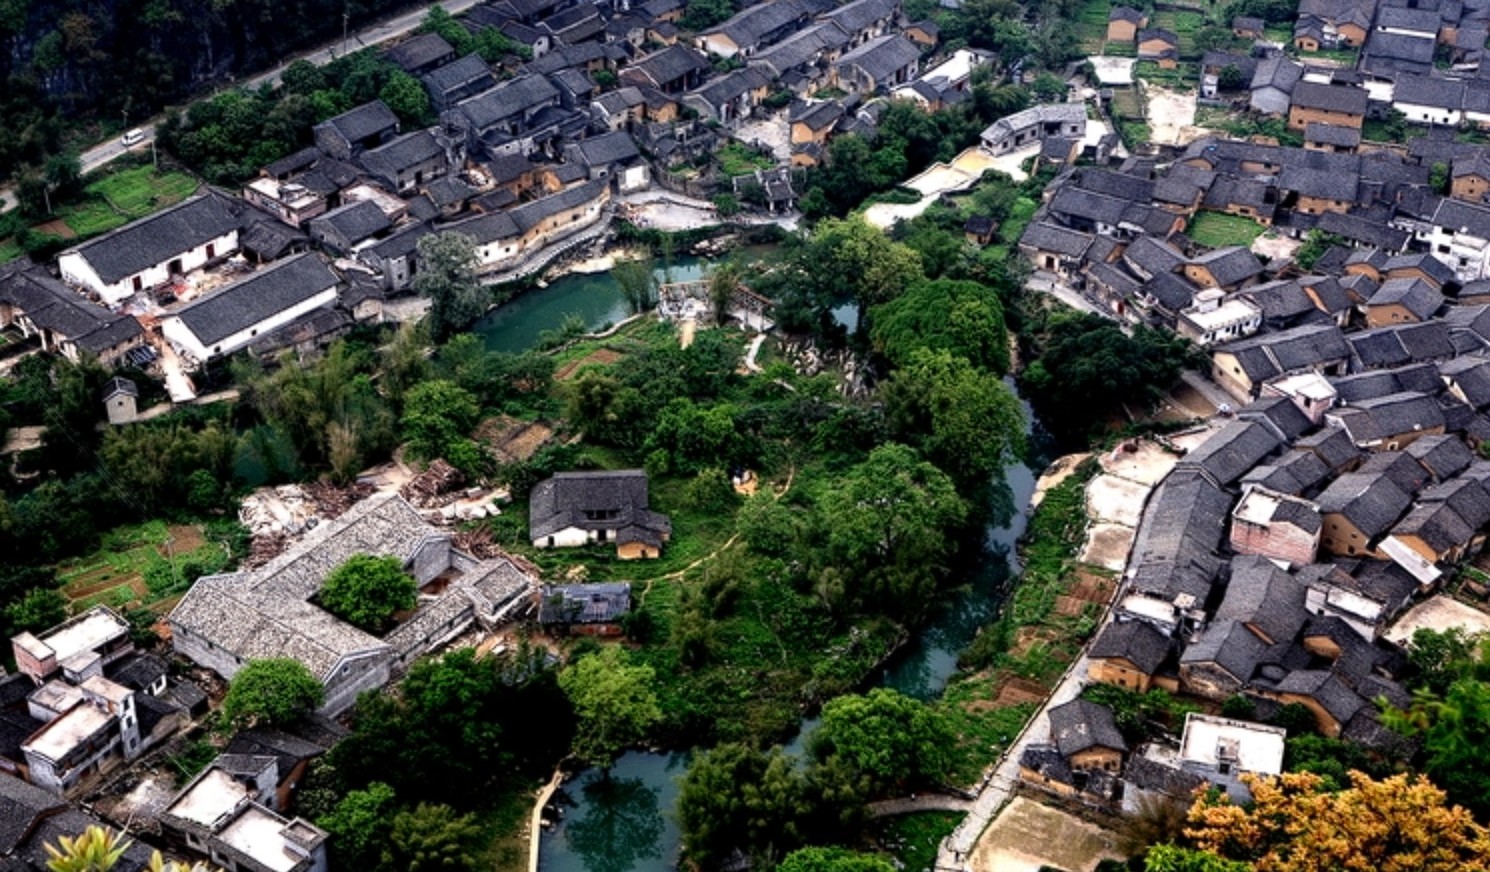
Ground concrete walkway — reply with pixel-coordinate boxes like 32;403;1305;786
1026;271;1109;318
869;795;974;818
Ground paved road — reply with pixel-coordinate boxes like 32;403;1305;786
0;0;480;214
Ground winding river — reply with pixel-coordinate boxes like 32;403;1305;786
474;261;1045;872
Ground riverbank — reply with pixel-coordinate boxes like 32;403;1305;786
935;439;1182;871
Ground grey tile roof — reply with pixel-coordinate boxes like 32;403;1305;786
1191;246;1263;287
309;199;391;247
226;727;328;778
1078;167;1155;203
1392;499;1475;553
1251;53;1303;93
571;131;640;167
0;771;65;853
1368;277;1443;321
1271;669;1363;724
63;189;242;285
0;262;144;351
172;253;339;348
1090;620;1171;674
982;102;1086;144
1356;450;1431;494
451;74;561;131
1145;272;1199;315
1384;252;1455;287
1418;474;1490;528
359;129;446;177
1216;322;1349;383
1314;210;1410;250
422;54;496;97
539;582;632;624
1110;4;1144;22
704;0;813;48
385;32;456;72
1124;235;1186;278
837;33;920;82
1296;427;1361;472
530;469;671;544
318;100;400;145
1242;449;1332;496
1180;618;1269;685
508;180;608;233
821;0;895;33
1316;470;1413;538
1126;753;1207;797
1178;419;1282;486
1215;555;1310;645
1019;221;1092;257
1048;699;1127;756
629;44;709;86
1291;81;1368;115
1407;434;1474;481
172;494;531;680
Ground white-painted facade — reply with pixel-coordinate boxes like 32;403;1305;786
161;286;338;362
59;228;240;306
1421;224;1490;282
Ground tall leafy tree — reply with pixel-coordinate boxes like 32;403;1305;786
320;782;398;871
882;348;1025;491
807;216;923;331
319;554;417;634
558;646;662;770
221;658;324;728
381;803;482;872
871;278;1010;373
778;847;896;872
415;232;489;340
817;443;967;614
678;743;812;868
1183;771;1490;871
810;688;954;793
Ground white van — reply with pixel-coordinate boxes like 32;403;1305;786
121;128;145;147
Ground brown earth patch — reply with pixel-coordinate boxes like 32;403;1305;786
556;348;624;380
35;219;77;239
1011;626;1058;656
475;416;555;463
1070;570;1117;604
1054;595;1088;616
994;678;1049;706
160;524;206;556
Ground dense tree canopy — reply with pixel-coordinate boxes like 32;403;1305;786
319;554;418;634
1182;771;1490;871
416;232;489;340
818;443;968;613
1020;312;1195;444
221;658;324;728
777;847;896;872
810;688;954;793
871;278;1010;373
559;646;662;769
678;743;813;868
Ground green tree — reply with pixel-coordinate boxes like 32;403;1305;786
678;743;812;868
1293;229;1346;271
44;825;217;872
1431;161;1450;194
319;554;417;634
680;0;735;30
320;782;397;871
1405;627;1487;696
401;379;481;464
221;658;324;728
6;588;67;636
811;688;953;792
737;491;798;557
818;443;967;614
644;399;740;474
778;847;895;872
1020;313;1193;443
565;369;648;447
808;215;923;331
883;348;1025;491
707;260;743;325
612;256;657;314
1144;845;1251;872
558;646;662;769
1382;677;1490;815
415;231;488;340
872;278;1010;373
380;69;432;128
381;803;482;872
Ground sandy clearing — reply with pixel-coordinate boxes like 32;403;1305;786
969;796;1122;872
1386;595;1490;645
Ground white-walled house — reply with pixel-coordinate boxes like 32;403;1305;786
57;191;244;305
161;254;339;362
1421;198;1490;282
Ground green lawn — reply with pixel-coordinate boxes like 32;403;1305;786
1109;87;1144;121
0;237;20;264
1187;212;1265;248
878;812;966;872
1073;0;1112;55
1150;8;1208;59
1298;47;1359;64
86;165;200;219
56;519;234;615
62;200;128;237
1135;60;1198;90
716;142;775;179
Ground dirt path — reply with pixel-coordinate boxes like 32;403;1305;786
636;465;796;604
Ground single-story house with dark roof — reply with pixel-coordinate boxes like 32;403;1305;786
1304;121;1361;153
834;33;921;92
1137;28;1179;67
538;582;632;635
160;254;341;362
1232;16;1264;38
1107;5;1146;42
57;189;245;304
1365;277;1443;326
1288;81;1368;132
0;263;147;366
530;470;672;559
384;32;457;75
1047;699;1127;772
1088;620;1173;691
307;199;393;255
421;54;497;111
358;130;452;194
1184;246;1264;290
1315;469;1414;557
313;100;400;161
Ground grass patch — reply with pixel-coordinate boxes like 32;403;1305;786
877;811;965;872
935;463;1108;786
87;165;200;219
164;738;219;782
62;200;127;237
0;237;20;264
1297;47;1359;64
1118;120;1152;148
716;142;775;178
1109;87;1144;121
1186;211;1265;248
1073;0;1112;54
473;779;538;872
1135;61;1198;90
1150;8;1208;59
56;518;236;613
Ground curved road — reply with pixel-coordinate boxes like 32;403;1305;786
0;0;481;214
